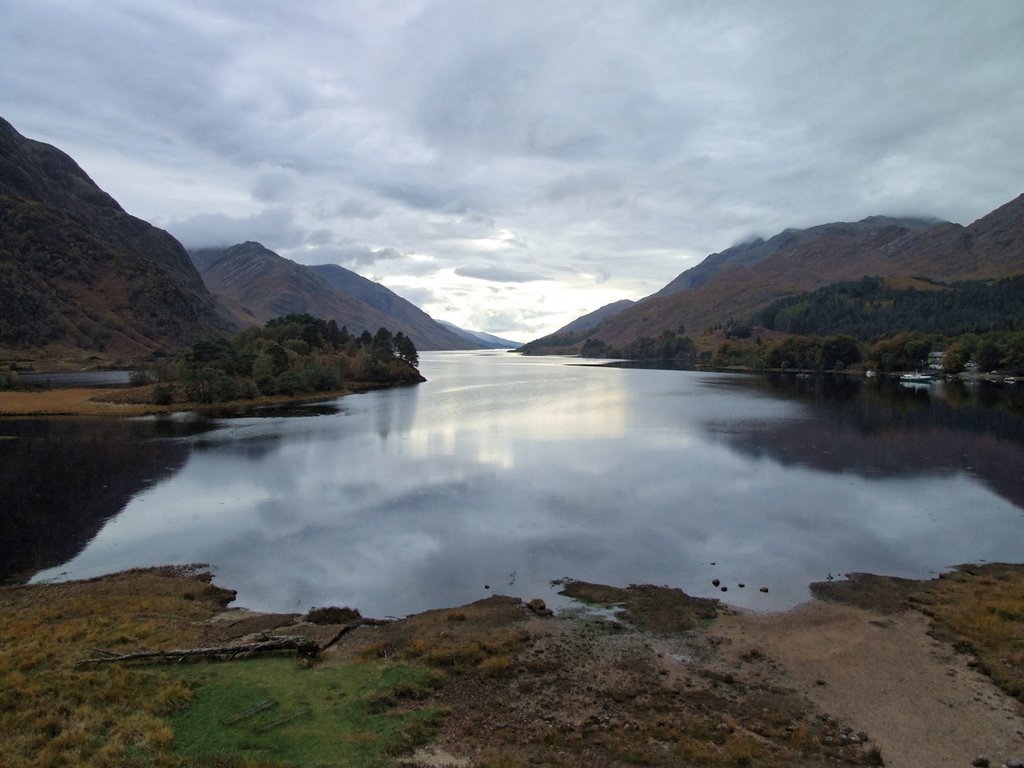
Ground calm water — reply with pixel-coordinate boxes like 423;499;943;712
6;351;1024;616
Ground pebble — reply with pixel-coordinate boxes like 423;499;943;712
738;583;745;588
971;757;989;768
759;587;769;593
712;578;720;587
720;586;728;592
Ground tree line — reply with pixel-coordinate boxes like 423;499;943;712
149;314;422;404
581;330;697;364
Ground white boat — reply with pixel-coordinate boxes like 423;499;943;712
899;372;932;383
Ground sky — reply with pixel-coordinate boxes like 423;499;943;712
2;1;1023;341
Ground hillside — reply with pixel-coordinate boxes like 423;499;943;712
191;243;475;350
523;196;1024;353
0;116;225;360
556;298;636;334
309;264;478;350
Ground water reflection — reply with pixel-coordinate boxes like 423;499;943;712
14;353;1024;617
0;419;190;581
705;373;1024;509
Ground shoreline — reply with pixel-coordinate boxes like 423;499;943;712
0;380;403;418
3;564;1022;767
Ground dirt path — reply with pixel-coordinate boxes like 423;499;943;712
711;601;1024;768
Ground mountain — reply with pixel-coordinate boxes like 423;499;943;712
435;320;521;349
0;116;225;359
651;216;941;298
191;243;479;350
555;299;635;334
523;197;1024;353
308;263;478;350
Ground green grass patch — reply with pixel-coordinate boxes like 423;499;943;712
171;659;442;767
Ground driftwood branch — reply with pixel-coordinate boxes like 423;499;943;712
75;635;319;666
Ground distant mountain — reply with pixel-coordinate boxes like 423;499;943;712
191;243;480;350
308;264;477;350
435;320;520;349
522;197;1024;353
0;116;225;359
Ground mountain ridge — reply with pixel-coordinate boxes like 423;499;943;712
191;243;483;350
521;196;1024;353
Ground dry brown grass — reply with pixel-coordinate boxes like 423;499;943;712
0;387;168;416
0;567;233;768
0;385;359;417
913;564;1024;697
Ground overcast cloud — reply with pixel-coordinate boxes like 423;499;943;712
2;0;1022;339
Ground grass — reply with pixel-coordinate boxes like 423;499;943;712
0;567;232;768
0;385;358;417
0;568;445;768
0;386;158;416
172;659;442;767
913;564;1024;698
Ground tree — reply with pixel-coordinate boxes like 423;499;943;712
393;332;419;367
942;342;966;374
976;340;1002;372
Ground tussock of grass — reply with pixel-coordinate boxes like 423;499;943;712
303;605;362;625
408;628;528;674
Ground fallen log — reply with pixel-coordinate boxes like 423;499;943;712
75;635;320;666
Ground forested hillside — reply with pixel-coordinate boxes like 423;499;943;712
754;276;1024;338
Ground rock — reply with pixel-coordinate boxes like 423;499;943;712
720;586;728;592
712;578;720;587
528;598;553;617
759;587;769;593
738;583;745;588
971;756;989;767
1005;758;1023;768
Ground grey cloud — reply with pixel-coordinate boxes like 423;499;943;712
2;1;1023;339
388;286;438;307
329;199;382;220
543;170;621;204
454;266;548;283
252;168;298;203
289;243;416;270
167;207;304;250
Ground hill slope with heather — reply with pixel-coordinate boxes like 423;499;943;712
0;117;226;360
522;196;1024;354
